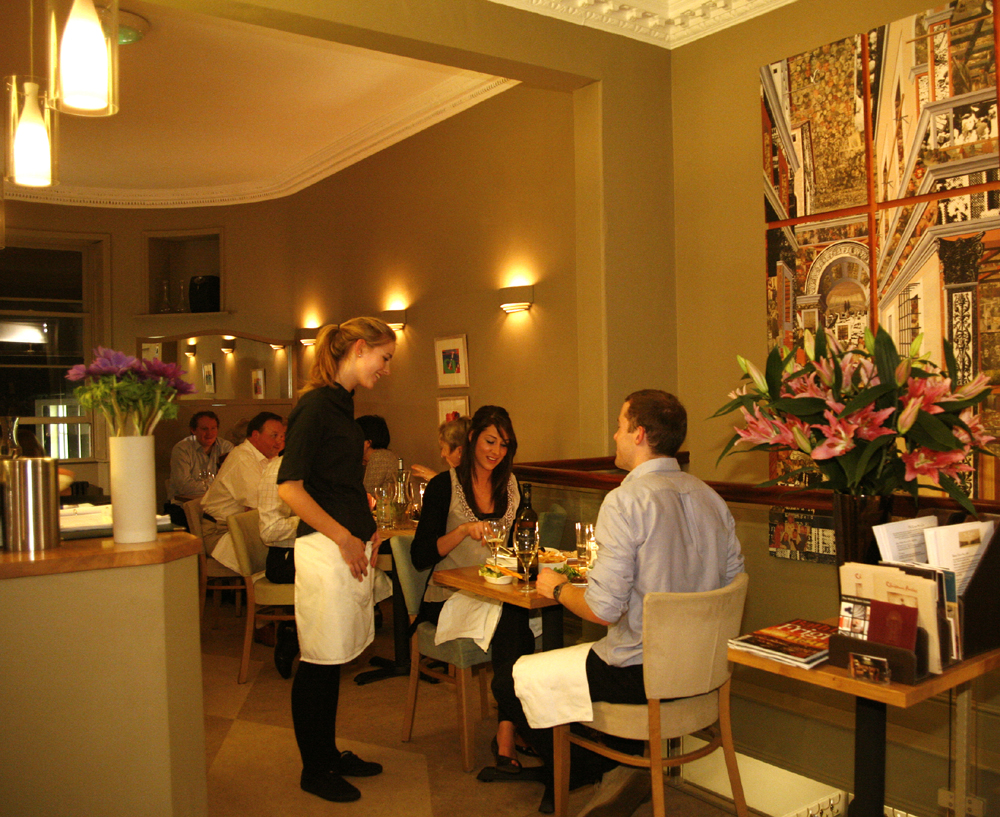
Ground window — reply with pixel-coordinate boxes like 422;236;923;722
897;284;921;350
0;243;97;460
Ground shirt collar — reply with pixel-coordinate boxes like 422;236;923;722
622;456;680;483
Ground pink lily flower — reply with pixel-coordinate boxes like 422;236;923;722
735;406;795;447
847;404;896;442
810;410;859;460
952;373;992;402
954;407;997;448
901;447;972;486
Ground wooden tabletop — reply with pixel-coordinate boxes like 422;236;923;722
0;531;203;580
728;644;1000;708
431;564;561;610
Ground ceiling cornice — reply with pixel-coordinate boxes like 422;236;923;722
5;75;518;209
487;0;797;49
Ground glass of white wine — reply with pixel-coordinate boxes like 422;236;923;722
514;528;539;594
482;518;510;566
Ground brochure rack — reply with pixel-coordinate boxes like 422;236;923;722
827;518;1000;684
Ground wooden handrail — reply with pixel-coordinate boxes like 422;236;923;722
513;459;1000;516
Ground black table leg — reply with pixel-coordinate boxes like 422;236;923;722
541;604;564;651
354;560;412;685
848;696;886;817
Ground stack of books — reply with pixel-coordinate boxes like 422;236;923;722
728;619;838;669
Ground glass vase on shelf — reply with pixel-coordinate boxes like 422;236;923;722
175;278;189;313
157;278;174;313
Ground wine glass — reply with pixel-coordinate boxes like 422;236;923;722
482;518;510;566
585;523;598;564
575;522;589;566
513;528;539;594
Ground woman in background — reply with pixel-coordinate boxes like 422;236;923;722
277;317;396;803
410;406;534;773
411;415;471;481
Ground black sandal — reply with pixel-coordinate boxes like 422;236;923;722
515;741;541;759
491;736;522;775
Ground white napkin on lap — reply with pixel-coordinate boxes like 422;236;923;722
434;591;502;651
513;642;594;728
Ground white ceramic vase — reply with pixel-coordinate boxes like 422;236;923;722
109;435;157;543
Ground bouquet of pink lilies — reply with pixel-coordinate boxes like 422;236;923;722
715;326;995;514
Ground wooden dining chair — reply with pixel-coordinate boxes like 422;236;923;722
183;497;245;619
227;510;296;683
552;572;750;817
389;535;492;772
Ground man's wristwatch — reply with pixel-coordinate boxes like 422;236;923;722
552;582;566;603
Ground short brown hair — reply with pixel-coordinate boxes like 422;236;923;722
623;390;686;457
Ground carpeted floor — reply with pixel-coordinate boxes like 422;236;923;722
201;595;742;817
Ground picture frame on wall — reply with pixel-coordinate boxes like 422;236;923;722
141;342;162;361
202;363;215;394
434;334;469;388
251;368;265;399
437;396;470;425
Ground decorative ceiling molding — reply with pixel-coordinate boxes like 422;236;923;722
5;75;518;209
487;0;797;49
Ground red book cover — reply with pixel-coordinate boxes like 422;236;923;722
730;619;838;664
866;600;919;651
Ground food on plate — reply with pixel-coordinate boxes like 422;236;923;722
479;564;505;579
553;564;584;581
537;549;567;563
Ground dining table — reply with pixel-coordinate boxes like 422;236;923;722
430;564;565;650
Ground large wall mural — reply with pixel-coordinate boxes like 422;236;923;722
761;1;999;560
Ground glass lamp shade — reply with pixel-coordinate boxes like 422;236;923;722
48;0;119;116
4;76;59;188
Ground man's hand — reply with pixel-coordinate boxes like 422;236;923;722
536;568;567;599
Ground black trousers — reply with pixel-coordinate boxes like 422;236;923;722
265;546;296;584
491;647;646;786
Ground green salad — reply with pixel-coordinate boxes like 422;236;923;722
479;564;505;579
553;564;583;581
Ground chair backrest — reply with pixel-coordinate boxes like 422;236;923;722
388;534;430;618
641;572;749;701
183;498;205;544
227;509;268;578
538;503;567;551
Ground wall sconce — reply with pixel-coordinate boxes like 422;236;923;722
221;336;235;354
297;328;318;346
269;343;285;351
184;342;196;358
499;285;533;313
381;310;406;331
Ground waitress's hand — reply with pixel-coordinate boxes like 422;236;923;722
369;531;383;570
338;534;371;581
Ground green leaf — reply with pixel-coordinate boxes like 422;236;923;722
912;410;961;451
939;473;977;517
765;346;784;400
814;325;827;359
838;382;897;417
873;327;901;393
715;433;743;465
770;397;828;417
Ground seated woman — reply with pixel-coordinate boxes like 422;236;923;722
357;414;398;495
410;405;534;773
411;415;470;482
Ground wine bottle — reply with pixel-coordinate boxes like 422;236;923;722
514;483;537;548
394;457;407;523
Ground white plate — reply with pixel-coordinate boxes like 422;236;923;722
483;573;513;585
495;555;518;568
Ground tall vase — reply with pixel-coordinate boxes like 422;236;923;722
831;492;893;567
109;435;157;544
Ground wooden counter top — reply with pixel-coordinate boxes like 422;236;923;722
0;531;202;580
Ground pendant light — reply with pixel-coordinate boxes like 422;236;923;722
49;0;119;116
5;4;59;189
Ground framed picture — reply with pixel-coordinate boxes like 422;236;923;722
251;368;265;399
141;342;162;361
438;396;470;425
434;334;469;388
202;363;215;394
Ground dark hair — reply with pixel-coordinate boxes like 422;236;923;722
623;390;686;457
456;405;517;516
189;410;220;431
356;414;390;449
247;411;284;437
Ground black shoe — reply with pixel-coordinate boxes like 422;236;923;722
538;783;555;814
335;750;383;777
374;604;384;630
300;770;360;802
491;736;522;775
274;622;298;679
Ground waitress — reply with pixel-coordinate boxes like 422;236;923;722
277;317;396;803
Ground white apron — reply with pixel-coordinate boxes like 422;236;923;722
294;531;376;665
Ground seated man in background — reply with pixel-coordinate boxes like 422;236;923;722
357;414;397;494
201;411;285;573
492;390;744;815
258;453;300;677
165;411;233;527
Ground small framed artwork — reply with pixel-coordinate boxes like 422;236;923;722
438;396;470;425
202;363;216;394
434;334;469;388
141;342;162;361
251;368;265;399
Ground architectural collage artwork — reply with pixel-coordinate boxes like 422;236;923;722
761;0;999;562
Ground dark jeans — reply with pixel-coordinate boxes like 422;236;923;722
164;501;189;531
491;647;646;786
266;546;296;584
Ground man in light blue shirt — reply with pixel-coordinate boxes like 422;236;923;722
493;390;743;814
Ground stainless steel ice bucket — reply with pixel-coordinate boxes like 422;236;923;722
1;456;61;552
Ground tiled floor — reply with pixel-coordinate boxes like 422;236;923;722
201;596;742;817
